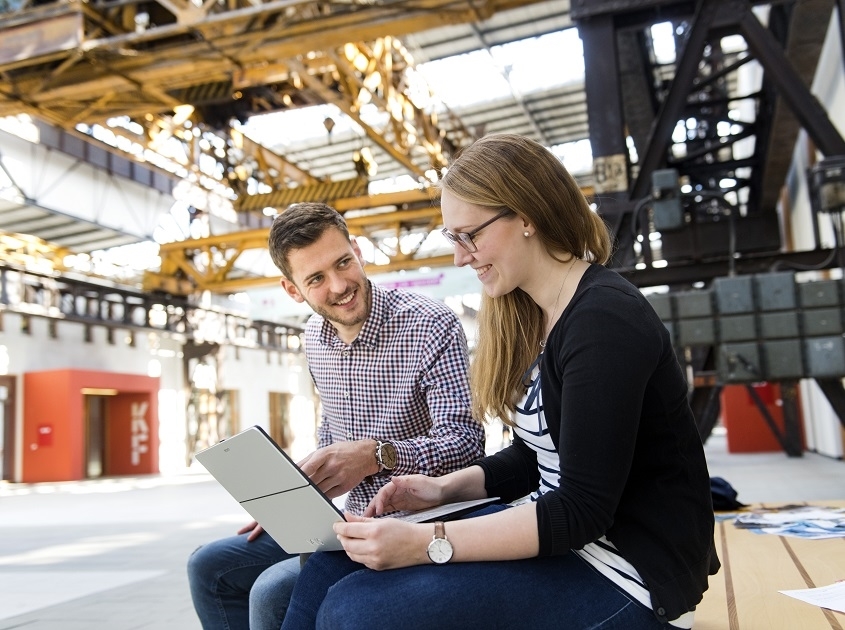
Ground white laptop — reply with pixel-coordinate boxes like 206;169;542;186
195;425;498;553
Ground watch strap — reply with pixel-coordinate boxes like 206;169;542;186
375;440;385;472
434;521;446;540
427;521;453;564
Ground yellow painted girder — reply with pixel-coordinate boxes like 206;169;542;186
144;183;596;295
0;230;71;272
144;193;448;294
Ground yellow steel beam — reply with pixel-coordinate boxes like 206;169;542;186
287;56;427;179
0;0;540;199
334;187;435;212
147;250;459;294
0;230;71;272
235;176;370;213
144;191;448;294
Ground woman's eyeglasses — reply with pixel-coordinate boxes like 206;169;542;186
441;208;513;253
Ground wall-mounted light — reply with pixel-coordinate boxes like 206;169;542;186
81;388;119;396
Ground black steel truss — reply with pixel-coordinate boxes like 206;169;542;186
0;264;304;352
576;0;845;284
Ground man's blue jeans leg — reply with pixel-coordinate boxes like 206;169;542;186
249;555;301;630
187;533;294;630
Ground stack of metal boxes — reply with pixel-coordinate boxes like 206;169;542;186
644;272;845;383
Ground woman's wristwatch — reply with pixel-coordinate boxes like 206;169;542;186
426;521;454;564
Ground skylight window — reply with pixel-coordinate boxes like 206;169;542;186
489;30;585;92
551;139;593;176
650;22;676;64
417;29;585;109
243;104;353;148
417;50;512;109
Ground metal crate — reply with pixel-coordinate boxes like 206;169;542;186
714;276;754;314
718;343;762;382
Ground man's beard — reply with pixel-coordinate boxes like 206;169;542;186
309;280;371;329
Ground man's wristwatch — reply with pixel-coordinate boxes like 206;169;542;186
426;521;453;564
375;440;396;472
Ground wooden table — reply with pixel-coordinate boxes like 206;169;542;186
695;502;845;630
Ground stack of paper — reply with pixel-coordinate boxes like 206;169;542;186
734;505;845;539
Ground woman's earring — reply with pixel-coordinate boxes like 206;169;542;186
523;231;530;237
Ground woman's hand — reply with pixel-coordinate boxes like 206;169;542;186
334;514;431;570
364;474;446;517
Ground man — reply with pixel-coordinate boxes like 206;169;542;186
188;202;485;630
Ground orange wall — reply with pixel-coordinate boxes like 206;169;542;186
23;369;159;482
721;382;805;454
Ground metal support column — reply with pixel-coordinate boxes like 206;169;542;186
779;380;804;457
579;13;635;265
738;4;845;157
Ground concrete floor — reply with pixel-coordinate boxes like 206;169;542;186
0;430;843;630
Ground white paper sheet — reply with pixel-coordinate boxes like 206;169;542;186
779;581;845;614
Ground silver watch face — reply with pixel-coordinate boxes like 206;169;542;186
379;442;397;470
427;537;453;564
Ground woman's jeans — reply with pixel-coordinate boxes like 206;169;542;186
283;551;669;630
187;532;299;630
281;505;670;630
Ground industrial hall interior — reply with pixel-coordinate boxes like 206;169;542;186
1;0;845;627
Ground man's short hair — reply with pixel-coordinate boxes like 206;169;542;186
267;203;351;279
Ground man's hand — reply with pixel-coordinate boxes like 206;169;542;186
298;440;378;498
237;520;265;542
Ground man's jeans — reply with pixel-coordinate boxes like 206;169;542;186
187;532;299;630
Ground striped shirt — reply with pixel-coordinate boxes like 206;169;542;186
306;282;485;515
513;358;694;629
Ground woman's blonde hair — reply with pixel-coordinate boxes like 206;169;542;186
437;133;612;424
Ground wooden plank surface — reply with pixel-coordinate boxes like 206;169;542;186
694;501;845;630
695;502;845;630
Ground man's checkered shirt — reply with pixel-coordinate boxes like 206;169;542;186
305;282;485;515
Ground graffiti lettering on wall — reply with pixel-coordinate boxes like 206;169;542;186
131;401;149;465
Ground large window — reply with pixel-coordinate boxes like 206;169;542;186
268;392;293;453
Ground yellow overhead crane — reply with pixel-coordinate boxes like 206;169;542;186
143;186;453;295
144;183;596;296
0;0;552;295
0;0;546;194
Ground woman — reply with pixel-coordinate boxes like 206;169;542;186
281;134;720;629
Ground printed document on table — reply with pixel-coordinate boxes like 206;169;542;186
779;581;845;614
734;505;845;539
